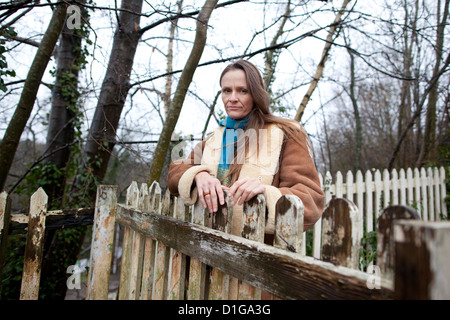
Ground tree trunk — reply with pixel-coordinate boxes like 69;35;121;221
263;0;291;89
0;3;67;191
417;0;449;166
294;0;351;122
396;0;418;169
147;0;219;185
80;0;143;199
159;0;183;190
39;1;89;300
347;43;362;171
44;1;87;205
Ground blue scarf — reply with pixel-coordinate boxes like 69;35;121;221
218;115;250;174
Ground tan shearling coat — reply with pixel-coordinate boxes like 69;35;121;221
167;123;325;235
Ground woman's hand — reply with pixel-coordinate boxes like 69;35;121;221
194;171;226;213
228;177;266;206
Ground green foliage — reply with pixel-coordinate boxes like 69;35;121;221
16;162;64;197
38;226;88;300
1;5;96;300
0;234;25;300
359;230;377;271
0;26;17;92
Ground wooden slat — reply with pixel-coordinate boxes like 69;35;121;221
152;189;173;299
9;207;95;232
86;185;118;300
394;220;450;299
167;197;188;300
139;181;160;300
237;195;266;299
118;182;139;299
128;183;147;299
208;194;232;300
274;195;304;253
272;195;304;300
20;188;48;300
321;198;360;269
187;199;208;300
0;191;11;295
377;205;420;282
115;203;393;300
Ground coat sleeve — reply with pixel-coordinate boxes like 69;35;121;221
273;134;325;231
167;140;217;205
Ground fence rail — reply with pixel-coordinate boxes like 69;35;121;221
0;166;448;300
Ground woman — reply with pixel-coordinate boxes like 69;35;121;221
168;60;325;237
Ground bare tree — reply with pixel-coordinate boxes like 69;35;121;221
147;0;219;185
0;3;68;191
294;0;351;122
417;0;449;166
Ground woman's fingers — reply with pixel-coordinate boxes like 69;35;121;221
229;177;265;206
194;172;225;213
195;174;266;211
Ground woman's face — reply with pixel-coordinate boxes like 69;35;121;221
221;69;254;119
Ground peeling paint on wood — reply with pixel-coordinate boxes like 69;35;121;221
118;182;139;300
238;194;266;299
9;207;95;233
128;184;148;299
321;198;360;269
187;199;207;300
274;195;304;253
208;194;233;300
377;205;420;282
153;189;173;300
394;220;450;299
86;185;117;300
20;188;47;300
167;197;189;300
115;203;393;300
139;181;161;300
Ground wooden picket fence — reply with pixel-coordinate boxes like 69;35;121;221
313;166;448;258
1;177;448;300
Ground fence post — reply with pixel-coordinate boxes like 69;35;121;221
321;198;360;269
274;195;304;253
86;185;118;300
394;220;450;299
0;191;11;295
20;188;47;300
377;205;419;282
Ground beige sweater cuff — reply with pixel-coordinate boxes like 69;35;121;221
178;165;216;205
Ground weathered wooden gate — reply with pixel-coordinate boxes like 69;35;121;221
1;181;449;300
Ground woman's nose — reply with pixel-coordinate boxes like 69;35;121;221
229;91;238;101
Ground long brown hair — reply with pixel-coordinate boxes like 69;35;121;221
219;60;312;184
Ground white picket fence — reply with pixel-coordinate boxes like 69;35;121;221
313;167;447;256
310;166;448;259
